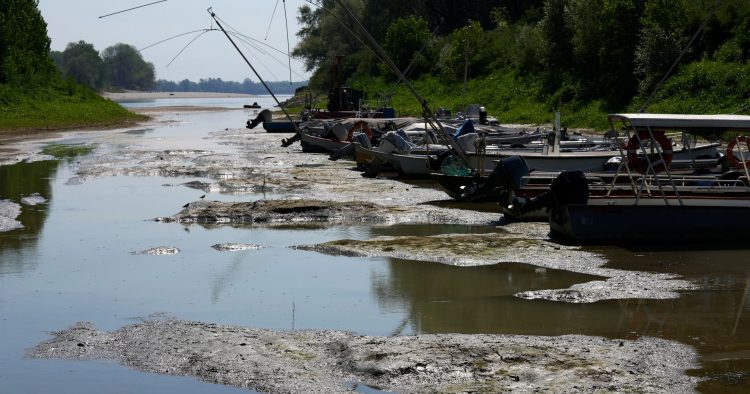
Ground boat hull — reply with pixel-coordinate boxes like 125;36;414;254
354;144;436;177
263;121;298;133
300;133;348;153
550;203;750;241
468;143;719;172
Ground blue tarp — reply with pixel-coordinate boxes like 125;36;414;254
452;119;476;140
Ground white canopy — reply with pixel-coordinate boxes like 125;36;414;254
609;113;750;134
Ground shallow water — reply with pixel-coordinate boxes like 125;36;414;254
1;101;749;393
116;95;290;110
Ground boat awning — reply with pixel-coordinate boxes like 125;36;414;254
609;113;750;136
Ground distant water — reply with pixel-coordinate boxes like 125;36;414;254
116;95;292;110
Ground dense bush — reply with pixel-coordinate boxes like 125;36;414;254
293;0;750;129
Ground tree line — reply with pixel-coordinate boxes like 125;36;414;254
154;78;306;95
50;41;156;91
293;0;750;115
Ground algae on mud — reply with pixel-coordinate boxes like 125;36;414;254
30;319;699;394
6;103;746;392
299;232;696;303
40;143;95;159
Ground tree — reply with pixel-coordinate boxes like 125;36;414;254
0;0;56;85
101;43;155;90
635;0;689;96
567;0;644;106
292;0;367;90
538;0;575;93
383;16;433;78
60;41;102;89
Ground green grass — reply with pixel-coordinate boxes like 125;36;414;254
349;72;612;131
40;143;95;158
342;61;750;133
639;61;750;115
0;81;144;132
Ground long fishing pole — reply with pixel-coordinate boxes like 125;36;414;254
99;0;168;19
213;14;300;80
104;29;217;67
207;8;301;134
265;0;282;40
166;30;211;67
283;0;293;83
228;32;304;80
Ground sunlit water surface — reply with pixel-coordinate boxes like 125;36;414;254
1;98;749;393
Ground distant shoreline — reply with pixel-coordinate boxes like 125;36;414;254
102;91;257;101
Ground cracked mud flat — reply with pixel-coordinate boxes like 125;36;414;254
30;319;699;394
297;232;696;303
0;199;23;232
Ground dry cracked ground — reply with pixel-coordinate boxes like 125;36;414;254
15;111;703;392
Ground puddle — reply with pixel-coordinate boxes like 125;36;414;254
1;103;749;392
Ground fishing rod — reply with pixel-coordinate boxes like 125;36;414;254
265;0;282;40
103;28;218;67
207;7;302;136
212;14;305;80
282;0;293;83
227;32;306;80
99;0;168;19
166;30;212;67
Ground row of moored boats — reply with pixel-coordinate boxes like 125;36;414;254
246;107;750;244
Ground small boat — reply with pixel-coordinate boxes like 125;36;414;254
540;113;750;242
243;101;261;109
299;117;417;154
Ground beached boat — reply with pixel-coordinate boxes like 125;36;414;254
464;138;719;173
298;117;418;154
540;113;750;242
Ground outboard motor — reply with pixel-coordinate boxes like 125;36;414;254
549;170;588;205
510;171;588;214
460;156;530;201
246;109;272;129
479;106;488;125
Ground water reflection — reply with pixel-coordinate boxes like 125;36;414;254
370;254;750;390
372;259;612;335
0;160;59;274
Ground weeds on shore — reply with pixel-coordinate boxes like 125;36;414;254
0;81;144;132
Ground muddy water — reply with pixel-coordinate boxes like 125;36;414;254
0;101;748;392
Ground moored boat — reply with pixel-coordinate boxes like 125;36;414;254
542;113;750;242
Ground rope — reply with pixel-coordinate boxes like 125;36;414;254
99;0;167;19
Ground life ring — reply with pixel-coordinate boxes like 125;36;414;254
347;120;372;142
726;136;750;168
626;130;673;173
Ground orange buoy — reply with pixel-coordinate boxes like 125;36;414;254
626;130;673;173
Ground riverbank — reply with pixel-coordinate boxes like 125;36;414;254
102;91;257;101
0;91;259;162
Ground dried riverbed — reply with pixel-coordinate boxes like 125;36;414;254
10;106;718;392
31;319;698;393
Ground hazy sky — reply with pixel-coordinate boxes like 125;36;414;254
38;0;312;82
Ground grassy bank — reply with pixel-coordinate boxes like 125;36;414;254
0;81;144;133
344;61;750;132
